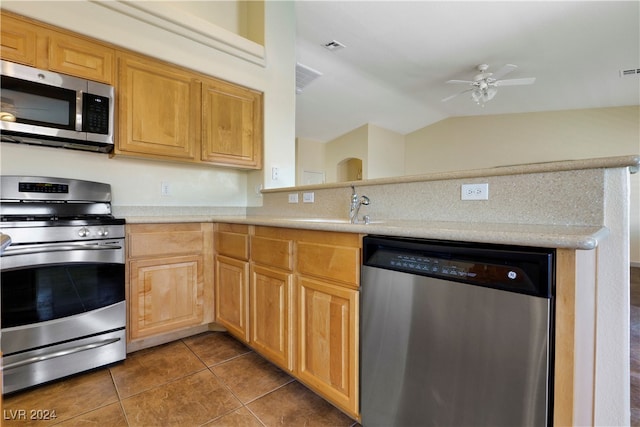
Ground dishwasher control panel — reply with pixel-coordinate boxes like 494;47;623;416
378;251;531;288
362;235;554;298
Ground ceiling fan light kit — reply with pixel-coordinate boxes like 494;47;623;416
443;63;536;105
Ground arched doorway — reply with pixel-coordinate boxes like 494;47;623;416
337;157;363;182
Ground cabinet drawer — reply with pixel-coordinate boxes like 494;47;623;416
251;236;293;271
216;231;249;260
297;242;360;287
128;224;206;258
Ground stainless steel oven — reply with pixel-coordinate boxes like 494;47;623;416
0;176;126;394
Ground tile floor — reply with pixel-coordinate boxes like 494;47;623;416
2;332;359;426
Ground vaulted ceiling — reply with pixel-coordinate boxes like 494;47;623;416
295;1;640;143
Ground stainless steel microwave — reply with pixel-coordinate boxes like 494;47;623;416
0;60;114;153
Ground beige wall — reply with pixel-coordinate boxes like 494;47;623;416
0;1;296;206
404;106;640;264
296;137;326;185
317;124;405;183
368;125;406;179
324;124;369;183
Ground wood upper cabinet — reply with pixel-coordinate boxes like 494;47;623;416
47;31;115;84
215;224;250;342
127;223;214;343
117;53;199;160
201;78;262;169
0;13;38;66
0;12;114;84
116;53;263;169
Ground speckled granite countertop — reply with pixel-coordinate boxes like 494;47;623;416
118;156;639;251
122;214;608;250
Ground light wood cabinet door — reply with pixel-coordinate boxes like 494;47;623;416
250;264;294;371
0;14;38;66
129;255;205;340
48;31;115;84
215;255;250;343
297;277;359;417
117;53;200;160
201;78;262;169
297;276;359;418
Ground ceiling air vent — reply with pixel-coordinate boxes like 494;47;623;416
296;63;323;94
322;40;346;51
620;68;640;77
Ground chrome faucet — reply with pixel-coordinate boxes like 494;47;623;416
349;186;370;224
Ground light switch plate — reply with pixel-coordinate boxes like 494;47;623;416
288;193;299;203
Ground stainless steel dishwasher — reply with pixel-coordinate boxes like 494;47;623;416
361;236;554;427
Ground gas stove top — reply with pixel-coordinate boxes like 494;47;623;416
0;176;125;243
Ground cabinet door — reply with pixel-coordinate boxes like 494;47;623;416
297;276;359;418
48;31;114;84
118;53;199;160
201;78;262;169
129;255;204;340
0;14;38;66
215;255;250;343
251;264;294;371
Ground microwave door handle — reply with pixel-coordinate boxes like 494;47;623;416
1;242;122;256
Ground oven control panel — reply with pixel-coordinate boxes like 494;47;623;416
0;224;125;244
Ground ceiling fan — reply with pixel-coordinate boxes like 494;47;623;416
441;64;536;105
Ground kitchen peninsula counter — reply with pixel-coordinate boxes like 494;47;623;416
116;156;638;426
119;213;609;251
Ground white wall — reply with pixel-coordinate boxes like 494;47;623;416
0;0;296;206
404;107;640;264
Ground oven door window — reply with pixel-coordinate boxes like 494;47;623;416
1;263;125;328
1;76;76;130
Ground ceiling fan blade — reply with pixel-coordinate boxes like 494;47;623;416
494;77;536;87
445;79;474;85
491;64;518;80
441;88;473;102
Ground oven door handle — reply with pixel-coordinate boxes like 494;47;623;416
3;337;121;370
2;242;122;256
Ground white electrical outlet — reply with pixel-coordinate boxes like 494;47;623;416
461;183;489;200
271;167;279;181
288;193;299;203
161;181;171;196
303;192;315;203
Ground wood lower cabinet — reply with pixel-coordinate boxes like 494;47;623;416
297;276;359;418
250;264;294;370
214;224;250;342
127;223;214;345
129;254;204;339
213;224;361;419
295;230;361;419
215;255;250;342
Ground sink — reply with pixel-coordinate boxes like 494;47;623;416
287;218;384;225
289;218;351;223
